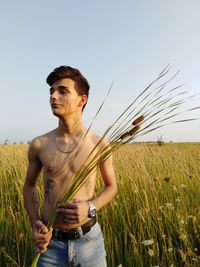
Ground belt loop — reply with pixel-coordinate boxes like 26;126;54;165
75;226;83;239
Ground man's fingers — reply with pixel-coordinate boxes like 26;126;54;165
63;214;78;220
62;214;79;224
32;222;53;254
56;207;78;215
33;231;53;241
71;198;80;203
57;202;68;208
57;202;77;209
33;231;51;240
32;228;53;248
34;238;48;245
63;218;78;224
34;220;48;234
33;235;46;242
36;244;48;254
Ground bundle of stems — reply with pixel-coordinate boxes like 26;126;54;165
31;66;200;266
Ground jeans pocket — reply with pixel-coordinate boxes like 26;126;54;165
83;223;102;242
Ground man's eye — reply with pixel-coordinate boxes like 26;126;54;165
49;89;54;95
61;90;68;94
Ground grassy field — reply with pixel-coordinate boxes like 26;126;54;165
0;143;200;267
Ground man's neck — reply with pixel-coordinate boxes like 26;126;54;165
57;116;84;139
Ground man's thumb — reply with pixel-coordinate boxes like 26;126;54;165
34;220;48;234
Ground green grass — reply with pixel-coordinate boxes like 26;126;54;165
0;143;200;266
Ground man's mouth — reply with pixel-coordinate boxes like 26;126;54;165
51;103;60;108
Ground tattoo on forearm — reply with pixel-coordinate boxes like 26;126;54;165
32;191;38;205
45;179;56;204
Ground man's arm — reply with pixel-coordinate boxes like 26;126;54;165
91;152;117;211
23;138;52;253
23;138;42;227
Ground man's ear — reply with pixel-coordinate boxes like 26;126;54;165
78;95;88;107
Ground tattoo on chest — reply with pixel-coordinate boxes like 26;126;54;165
45;179;56;204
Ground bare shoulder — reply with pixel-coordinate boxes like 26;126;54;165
88;132;114;169
29;129;56;156
88;131;109;147
88;132;111;161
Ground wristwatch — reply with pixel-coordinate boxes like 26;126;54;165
88;201;97;218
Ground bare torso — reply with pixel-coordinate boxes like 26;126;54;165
38;129;100;229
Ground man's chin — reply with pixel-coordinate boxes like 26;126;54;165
52;111;61;118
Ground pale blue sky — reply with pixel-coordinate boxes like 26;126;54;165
0;0;200;143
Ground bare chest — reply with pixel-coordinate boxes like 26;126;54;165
39;140;98;182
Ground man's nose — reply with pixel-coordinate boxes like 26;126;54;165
50;91;58;101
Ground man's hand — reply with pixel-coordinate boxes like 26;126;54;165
32;220;53;253
56;199;89;224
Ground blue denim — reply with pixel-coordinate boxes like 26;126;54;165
37;222;107;267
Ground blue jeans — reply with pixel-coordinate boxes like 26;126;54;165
37;222;107;267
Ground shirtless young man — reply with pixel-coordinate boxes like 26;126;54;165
23;66;117;267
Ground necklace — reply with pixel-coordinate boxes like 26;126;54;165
55;128;85;154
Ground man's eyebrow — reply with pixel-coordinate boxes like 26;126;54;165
49;85;69;92
58;85;69;90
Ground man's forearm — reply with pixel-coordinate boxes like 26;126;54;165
23;185;39;228
91;184;117;211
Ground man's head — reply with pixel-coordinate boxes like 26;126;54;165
46;66;90;110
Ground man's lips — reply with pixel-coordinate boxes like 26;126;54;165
51;103;60;108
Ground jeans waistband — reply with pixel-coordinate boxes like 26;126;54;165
52;217;97;240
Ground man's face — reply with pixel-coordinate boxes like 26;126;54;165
49;78;85;118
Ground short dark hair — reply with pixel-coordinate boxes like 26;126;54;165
46;66;90;109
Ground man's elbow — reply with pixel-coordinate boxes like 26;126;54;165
22;183;29;201
111;182;118;198
22;182;35;198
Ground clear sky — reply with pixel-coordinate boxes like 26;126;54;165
0;0;200;143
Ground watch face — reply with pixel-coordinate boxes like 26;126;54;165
90;209;96;217
88;201;96;218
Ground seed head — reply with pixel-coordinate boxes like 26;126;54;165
120;132;130;140
129;125;140;136
132;115;145;125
